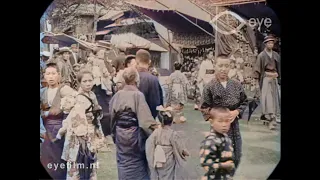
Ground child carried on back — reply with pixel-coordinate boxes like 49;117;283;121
146;105;190;180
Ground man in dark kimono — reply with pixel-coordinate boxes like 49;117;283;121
70;44;78;65
254;35;280;129
56;47;75;87
201;55;248;176
136;49;162;118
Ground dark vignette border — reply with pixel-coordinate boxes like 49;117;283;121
265;1;285;179
40;1;54;179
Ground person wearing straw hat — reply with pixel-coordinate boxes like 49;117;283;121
56;47;75;87
40;51;50;70
47;48;60;64
70;44;78;64
197;50;215;96
253;35;280;130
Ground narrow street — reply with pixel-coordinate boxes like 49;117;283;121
97;102;280;180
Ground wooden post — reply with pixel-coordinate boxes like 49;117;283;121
215;6;218;59
92;0;97;43
167;29;172;65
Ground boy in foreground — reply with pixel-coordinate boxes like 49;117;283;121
200;107;235;180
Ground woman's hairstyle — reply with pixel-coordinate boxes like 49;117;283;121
124;55;136;68
44;62;60;73
113;56;125;72
158;111;173;126
204;50;214;58
174;62;182;70
76;69;94;83
122;67;139;85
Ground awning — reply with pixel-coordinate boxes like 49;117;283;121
41;32;111;50
126;0;260;54
104;18;149;28
96;40;112;46
125;0;168;11
98;10;125;21
125;0;243;36
96;29;112;35
126;0;213;33
190;0;265;7
110;33;168;52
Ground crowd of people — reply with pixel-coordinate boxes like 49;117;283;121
40;34;280;180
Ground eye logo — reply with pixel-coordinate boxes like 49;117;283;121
209;10;247;35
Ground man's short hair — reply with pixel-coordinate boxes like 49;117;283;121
44;62;60;73
209;107;230;120
216;54;230;62
136;49;151;64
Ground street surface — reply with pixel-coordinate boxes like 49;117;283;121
97;101;280;180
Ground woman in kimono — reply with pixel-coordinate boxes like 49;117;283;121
254;35;280;130
201;55;248;176
228;58;237;80
191;57;202;110
40;63;77;180
109;67;159;180
146;105;189;180
166;62;188;122
197;50;215;96
56;69;106;180
167;62;188;104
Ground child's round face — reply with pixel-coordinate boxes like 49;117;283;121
210;112;231;134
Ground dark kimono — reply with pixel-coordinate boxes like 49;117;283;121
40;85;73;180
254;50;281;89
109;85;158;180
137;67;162;118
254;50;281;116
201;79;248;174
57;59;74;86
92;85;112;136
200;128;234;180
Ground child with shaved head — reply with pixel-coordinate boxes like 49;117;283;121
200;107;235;180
